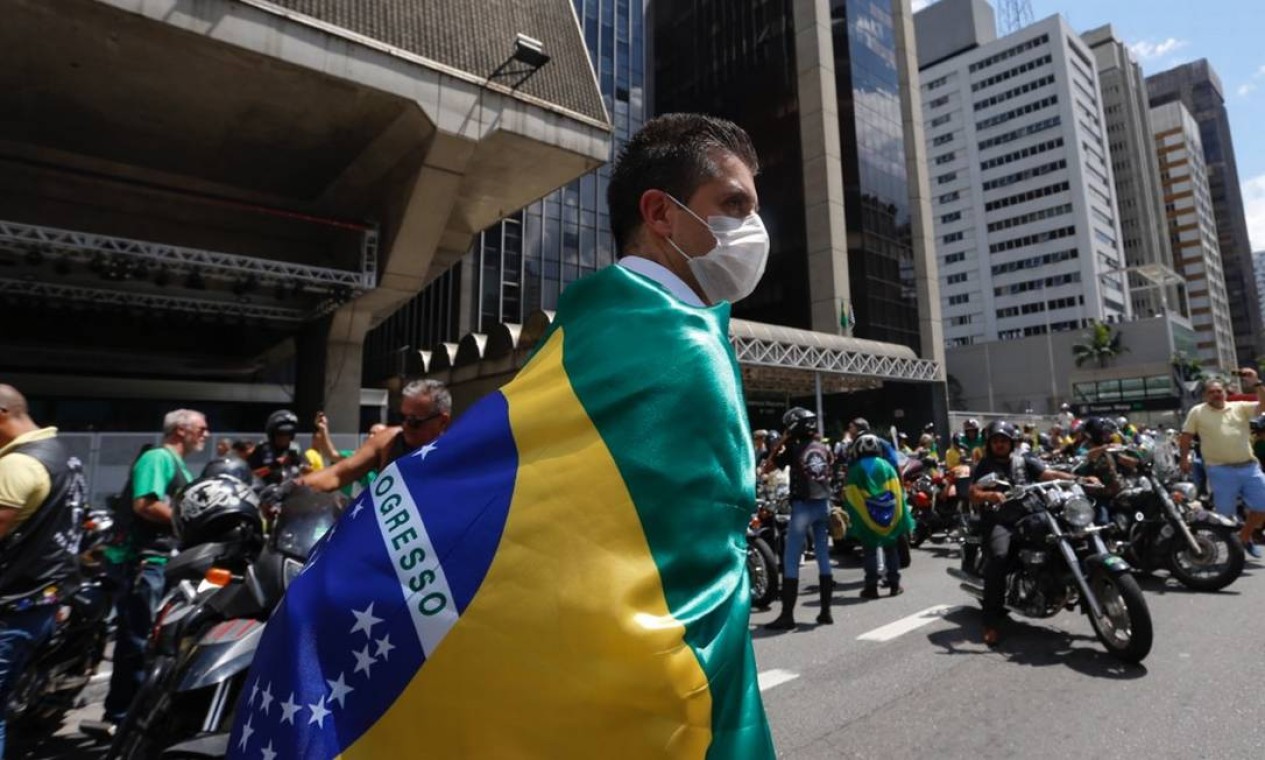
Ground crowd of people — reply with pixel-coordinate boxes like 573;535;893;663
4;111;1265;757
750;368;1265;647
0;378;454;753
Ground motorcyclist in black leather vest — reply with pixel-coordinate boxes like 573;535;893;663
0;385;85;757
969;420;1090;647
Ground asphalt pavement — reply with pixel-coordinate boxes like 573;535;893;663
751;542;1265;759
18;541;1265;759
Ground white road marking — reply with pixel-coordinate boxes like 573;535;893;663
857;604;964;642
757;669;799;692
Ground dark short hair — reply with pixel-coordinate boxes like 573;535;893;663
607;113;759;256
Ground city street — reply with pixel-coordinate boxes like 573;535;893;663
21;542;1265;759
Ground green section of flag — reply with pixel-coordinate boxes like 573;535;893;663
547;266;774;759
842;456;913;548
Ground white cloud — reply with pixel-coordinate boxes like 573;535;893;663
1245;174;1265;253
1128;37;1189;61
911;0;933;10
1240;82;1259;97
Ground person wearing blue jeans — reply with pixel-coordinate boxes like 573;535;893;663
90;409;202;736
0;385;87;758
102;560;166;723
764;407;836;630
0;605;57;756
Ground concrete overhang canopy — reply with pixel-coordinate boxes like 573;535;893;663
428;310;942;397
239;0;608;127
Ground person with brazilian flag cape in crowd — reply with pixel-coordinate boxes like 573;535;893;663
226;114;775;759
842;434;913;600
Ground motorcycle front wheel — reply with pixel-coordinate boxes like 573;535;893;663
747;537;780;610
1168;525;1245;592
1086;572;1152;664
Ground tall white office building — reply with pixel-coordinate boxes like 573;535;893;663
1255;250;1265;337
914;0;1129;348
1150;101;1236;371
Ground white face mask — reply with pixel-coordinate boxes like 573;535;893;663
664;194;770;304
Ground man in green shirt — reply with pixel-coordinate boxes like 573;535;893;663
96;408;205;734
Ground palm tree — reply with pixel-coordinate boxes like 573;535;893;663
1072;321;1126;368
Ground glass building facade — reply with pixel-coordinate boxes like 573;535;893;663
651;0;809;328
832;0;920;352
364;0;645;380
1147;61;1262;365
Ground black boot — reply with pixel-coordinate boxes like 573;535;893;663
765;577;798;630
816;574;834;624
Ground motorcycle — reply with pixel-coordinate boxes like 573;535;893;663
108;488;340;759
1102;460;1245;592
6;508;117;738
949;474;1153;664
905;457;967;548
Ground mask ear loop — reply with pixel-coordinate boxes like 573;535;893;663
664;193;719;255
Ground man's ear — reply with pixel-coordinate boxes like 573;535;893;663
638;189;673;240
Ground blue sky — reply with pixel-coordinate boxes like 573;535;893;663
914;0;1265;252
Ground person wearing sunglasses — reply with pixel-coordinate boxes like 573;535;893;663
299;379;451;494
94;407;205;737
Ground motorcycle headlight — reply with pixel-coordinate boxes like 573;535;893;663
1063;496;1095;528
1171;482;1197;504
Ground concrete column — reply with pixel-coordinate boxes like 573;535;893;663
793;0;851;335
322;306;375;434
892;0;946;377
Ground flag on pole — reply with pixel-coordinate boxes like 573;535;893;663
226;266;774;760
839;300;856;334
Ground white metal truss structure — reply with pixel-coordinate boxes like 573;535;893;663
0;219;376;290
995;0;1035;35
0;278;307;322
730;319;941;384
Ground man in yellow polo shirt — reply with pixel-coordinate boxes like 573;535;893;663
0;385;85;756
1180;370;1265;557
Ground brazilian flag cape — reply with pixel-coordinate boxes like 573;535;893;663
841;456;913;549
227;266;774;759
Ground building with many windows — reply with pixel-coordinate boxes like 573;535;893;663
1082;25;1186;321
915;2;1130;351
1255;250;1265;336
648;0;948;431
1150;101;1236;371
1148;60;1262;366
363;0;644;381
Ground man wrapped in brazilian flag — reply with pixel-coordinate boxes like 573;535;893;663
226;114;775;759
843;434;914;599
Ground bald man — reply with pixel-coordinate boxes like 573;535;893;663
0;386;86;755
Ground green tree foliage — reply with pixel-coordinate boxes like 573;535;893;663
1072;321;1126;368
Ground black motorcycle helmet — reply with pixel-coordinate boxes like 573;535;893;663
200;455;253;484
1251;415;1265;433
172;475;263;549
265;409;299;440
984;419;1019;452
1082;416;1118;446
782;407;818;438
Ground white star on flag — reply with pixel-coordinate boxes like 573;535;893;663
249;678;260;707
238;715;254;750
279;692;302;725
353;645;376;677
258;682;273;716
327;672;355;709
374;634;395;661
350;603;383;639
308;695;331;728
417;441;439;460
261;741;278;760
350;500;366;519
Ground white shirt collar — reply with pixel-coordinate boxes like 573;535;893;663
617;256;706;307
